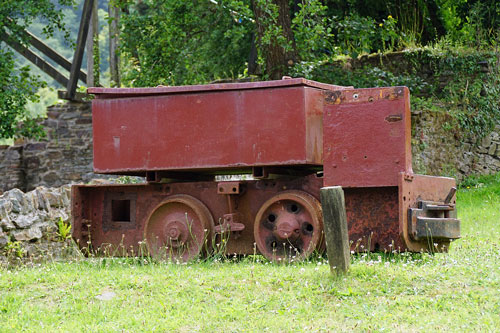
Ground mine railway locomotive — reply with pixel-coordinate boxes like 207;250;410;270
71;78;460;262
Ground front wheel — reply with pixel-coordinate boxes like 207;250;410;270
253;191;323;262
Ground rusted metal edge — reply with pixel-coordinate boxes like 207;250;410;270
324;86;406;105
94;163;323;176
88;78;348;98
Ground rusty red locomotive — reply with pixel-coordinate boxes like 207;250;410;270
71;78;460;261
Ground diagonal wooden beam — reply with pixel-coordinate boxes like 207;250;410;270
5;17;87;83
22;29;87;84
65;0;94;100
1;32;69;87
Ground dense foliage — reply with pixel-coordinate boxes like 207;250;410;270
0;0;74;140
117;0;500;86
117;0;254;86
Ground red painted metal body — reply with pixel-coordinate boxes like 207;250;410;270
72;78;460;260
90;79;346;175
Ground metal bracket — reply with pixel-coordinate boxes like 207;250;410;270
408;199;460;241
216;181;245;237
217;181;241;194
214;213;245;238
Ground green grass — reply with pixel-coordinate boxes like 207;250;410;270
1;175;499;331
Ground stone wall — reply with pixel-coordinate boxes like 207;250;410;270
338;50;500;180
0;186;70;244
0;101;108;194
412;112;500;180
0;185;76;263
0;145;23;191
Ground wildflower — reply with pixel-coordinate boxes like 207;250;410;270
379;23;383;27
388;15;393;19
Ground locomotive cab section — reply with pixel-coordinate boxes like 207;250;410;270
71;78;460;261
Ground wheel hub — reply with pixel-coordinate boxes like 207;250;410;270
164;220;188;247
273;214;300;241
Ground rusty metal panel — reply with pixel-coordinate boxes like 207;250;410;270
71;176;458;257
92;86;327;175
399;173;458;252
323;87;412;187
344;186;404;252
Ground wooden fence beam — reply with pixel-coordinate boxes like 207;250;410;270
20;28;87;83
86;0;99;87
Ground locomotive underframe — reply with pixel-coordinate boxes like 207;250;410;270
72;172;458;259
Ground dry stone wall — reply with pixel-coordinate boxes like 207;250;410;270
412;113;500;181
0;146;23;191
336;51;500;180
0;101;112;194
0;184;85;266
0;185;71;252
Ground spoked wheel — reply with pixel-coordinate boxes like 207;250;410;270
144;195;214;262
254;191;323;262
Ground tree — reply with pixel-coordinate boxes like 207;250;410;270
117;0;333;85
118;0;253;86
251;0;298;79
0;0;74;140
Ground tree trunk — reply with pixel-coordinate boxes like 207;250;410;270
252;0;298;80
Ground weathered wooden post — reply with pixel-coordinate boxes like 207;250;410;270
86;0;99;87
320;186;350;274
108;3;120;87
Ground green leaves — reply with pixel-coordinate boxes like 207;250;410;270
118;0;253;86
0;0;74;140
291;0;334;60
57;217;72;241
0;50;45;140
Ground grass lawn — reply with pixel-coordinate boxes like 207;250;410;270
1;174;499;331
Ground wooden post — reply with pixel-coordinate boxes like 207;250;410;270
86;0;99;87
108;3;120;87
320;186;350;275
66;0;94;100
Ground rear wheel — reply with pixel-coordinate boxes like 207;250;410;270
144;194;214;262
